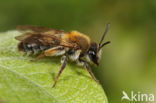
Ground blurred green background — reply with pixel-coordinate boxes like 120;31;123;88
0;0;156;102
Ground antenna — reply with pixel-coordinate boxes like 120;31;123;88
98;23;110;50
99;23;110;47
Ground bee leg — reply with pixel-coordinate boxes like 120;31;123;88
77;59;99;83
85;62;99;83
52;56;67;88
30;53;45;62
44;46;65;56
26;51;32;56
31;46;65;62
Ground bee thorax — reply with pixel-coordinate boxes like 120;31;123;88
68;49;81;61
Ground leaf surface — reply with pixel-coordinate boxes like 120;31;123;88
0;31;108;103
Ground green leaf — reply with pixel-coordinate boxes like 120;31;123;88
0;31;108;103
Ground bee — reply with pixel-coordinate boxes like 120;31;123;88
15;24;110;88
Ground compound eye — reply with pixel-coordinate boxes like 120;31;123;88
88;50;99;65
89;51;95;56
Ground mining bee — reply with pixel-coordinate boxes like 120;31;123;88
15;24;110;87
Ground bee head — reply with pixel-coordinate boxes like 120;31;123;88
88;23;111;66
88;42;100;66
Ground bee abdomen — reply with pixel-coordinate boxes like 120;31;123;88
18;42;50;54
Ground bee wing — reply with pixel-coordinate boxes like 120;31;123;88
15;32;34;41
15;31;78;50
16;25;67;41
15;25;53;41
15;26;78;49
61;40;78;49
16;25;53;32
16;25;66;33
